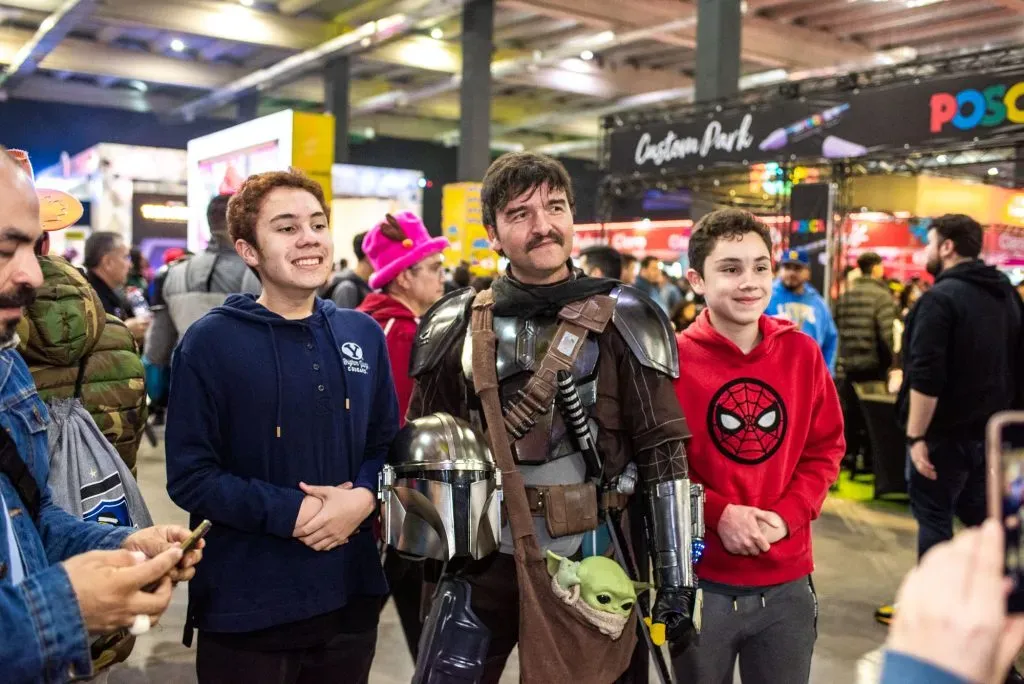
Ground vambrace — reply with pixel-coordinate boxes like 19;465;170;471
647;478;704;590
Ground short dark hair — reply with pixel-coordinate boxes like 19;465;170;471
640;256;661;271
353;231;368;262
453;264;471;288
857;252;883;275
621;254;637;267
481;152;575;229
580;245;622;280
207;194;232;239
84;231;124;270
687;209;772;277
930;213;982;259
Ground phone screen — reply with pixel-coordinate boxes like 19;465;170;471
999;421;1024;612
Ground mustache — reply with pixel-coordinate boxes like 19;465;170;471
0;285;36;309
526;232;564;252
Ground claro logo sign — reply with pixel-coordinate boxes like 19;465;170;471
930;79;1024;133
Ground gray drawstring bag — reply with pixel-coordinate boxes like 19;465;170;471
45;398;153;529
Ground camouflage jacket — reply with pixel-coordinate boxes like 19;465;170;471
16;256;147;474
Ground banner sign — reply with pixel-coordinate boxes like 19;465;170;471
608;69;1024;174
787;184;832;294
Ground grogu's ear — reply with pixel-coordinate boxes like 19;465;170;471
546;550;565;577
633;581;654;593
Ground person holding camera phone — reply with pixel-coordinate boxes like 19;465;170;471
0;147;203;683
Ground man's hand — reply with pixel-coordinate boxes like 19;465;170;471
650;586;698;655
122;524;204;583
293;495;324;536
125;317;150;342
295;482;375;552
64;547;181;634
718;504;772;556
910;441;937;480
887;519;1024;684
757;510;789;545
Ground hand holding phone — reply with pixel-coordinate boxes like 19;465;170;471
987;412;1024;612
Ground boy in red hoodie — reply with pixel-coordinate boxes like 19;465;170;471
673;209;844;684
357;211;449;660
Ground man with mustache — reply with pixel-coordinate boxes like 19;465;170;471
0;147;202;682
407;151;700;682
165;169;399;683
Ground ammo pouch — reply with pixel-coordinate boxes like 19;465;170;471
527;482;598;538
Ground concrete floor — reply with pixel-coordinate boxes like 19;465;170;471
107;435;918;684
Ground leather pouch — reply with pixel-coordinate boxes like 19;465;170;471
543;482;598;538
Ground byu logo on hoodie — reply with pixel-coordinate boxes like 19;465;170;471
341;342;370;374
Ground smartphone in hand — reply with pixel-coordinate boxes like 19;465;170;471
987;412;1024;612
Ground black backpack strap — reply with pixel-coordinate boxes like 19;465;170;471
0;428;41;522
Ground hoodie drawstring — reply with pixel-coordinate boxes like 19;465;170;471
267;323;283;438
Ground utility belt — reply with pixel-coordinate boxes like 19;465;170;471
501;481;631;539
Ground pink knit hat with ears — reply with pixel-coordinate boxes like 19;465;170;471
363;212;450;290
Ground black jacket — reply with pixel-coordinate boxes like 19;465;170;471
898;260;1024;440
836;277;897;375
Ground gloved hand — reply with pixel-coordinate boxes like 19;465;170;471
646;586;698;652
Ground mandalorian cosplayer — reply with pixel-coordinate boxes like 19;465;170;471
387;152;702;683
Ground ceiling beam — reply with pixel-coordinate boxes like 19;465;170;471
832;1;993;37
988;0;1024;13
864;10;1018;48
0;0;98;92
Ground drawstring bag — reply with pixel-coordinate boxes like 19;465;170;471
470;290;637;683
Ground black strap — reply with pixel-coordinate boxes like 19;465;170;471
0;428;41;522
73;355;89;399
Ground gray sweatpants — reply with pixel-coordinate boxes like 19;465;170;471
672;576;818;684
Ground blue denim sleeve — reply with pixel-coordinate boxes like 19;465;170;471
880;651;969;684
0;563;93;683
37;487;134;564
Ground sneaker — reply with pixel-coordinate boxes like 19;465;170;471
874;603;894;626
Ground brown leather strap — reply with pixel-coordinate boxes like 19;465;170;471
503;294;616;439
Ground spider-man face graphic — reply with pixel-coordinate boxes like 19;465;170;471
707;378;788;465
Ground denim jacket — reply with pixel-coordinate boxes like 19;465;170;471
0;349;133;683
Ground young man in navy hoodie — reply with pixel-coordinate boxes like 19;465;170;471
165;170;400;684
672;209;845;684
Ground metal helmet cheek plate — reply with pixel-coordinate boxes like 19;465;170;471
379;413;502;561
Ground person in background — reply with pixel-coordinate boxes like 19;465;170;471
0;144;203;684
835;251;897;473
144;194;260;372
670;297;700;333
579;244;623;280
127;247;149;292
166;169;399;684
673;209;844;684
84;231;150;345
880;520;1024;684
322;231;373;309
635;255;668;312
470;275;494;292
768;249;838;374
663;274;684;314
445;261;472;294
620;253;638;285
900;278;927;319
357;212;448;661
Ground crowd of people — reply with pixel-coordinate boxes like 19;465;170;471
0;141;1022;684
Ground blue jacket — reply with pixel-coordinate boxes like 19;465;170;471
880;651;967;684
0;349;132;683
166;295;399;633
768;280;838;373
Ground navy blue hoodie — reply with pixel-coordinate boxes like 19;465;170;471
165;294;399;633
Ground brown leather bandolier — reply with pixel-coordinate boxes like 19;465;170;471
471;289;637;684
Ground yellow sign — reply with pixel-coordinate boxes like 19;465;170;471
291;111;335;200
442;182;498;275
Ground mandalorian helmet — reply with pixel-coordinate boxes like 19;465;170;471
379;413;502;561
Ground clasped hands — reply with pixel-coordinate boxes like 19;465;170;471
717;504;789;556
292;481;376;552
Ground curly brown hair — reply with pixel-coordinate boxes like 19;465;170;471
688;208;773;277
481;151;575;229
227;168;330;249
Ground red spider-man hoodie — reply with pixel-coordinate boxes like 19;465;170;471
675;310;845;587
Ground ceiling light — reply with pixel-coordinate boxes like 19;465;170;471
430;27;443;40
363;127;376;139
580;50;594;61
936;154;947;163
988;167;1000;176
170;38;186;52
239;0;254;6
360;37;372;47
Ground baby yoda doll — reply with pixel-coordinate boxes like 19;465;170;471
546;550;647;639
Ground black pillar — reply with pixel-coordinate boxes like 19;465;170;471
695;0;742;102
458;0;494;181
238;90;260;121
325;56;351;164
